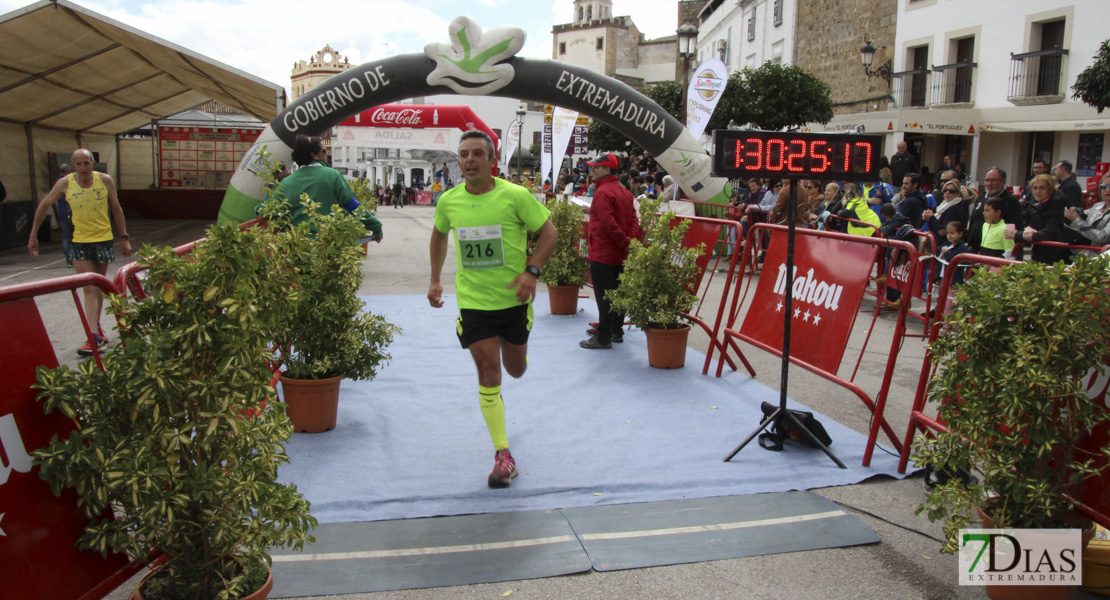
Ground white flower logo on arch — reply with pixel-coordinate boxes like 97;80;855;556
425;16;525;96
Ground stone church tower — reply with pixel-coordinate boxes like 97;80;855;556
553;0;688;88
571;0;613;24
289;45;352;155
290;45;352;102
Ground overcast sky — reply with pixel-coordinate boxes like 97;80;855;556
1;0;686;94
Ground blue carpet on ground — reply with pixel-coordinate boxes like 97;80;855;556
276;293;906;523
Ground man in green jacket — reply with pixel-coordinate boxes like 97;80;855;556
275;135;383;241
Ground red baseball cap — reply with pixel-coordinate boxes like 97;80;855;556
586;153;619;169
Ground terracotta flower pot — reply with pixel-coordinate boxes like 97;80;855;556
547;284;580;315
645;325;690;369
131;566;273;600
978;508;1095;600
279;373;343;433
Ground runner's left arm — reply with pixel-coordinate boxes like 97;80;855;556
508;219;556;304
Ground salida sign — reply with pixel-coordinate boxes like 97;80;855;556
740;233;876;374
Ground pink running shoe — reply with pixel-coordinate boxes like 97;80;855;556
488;449;518;488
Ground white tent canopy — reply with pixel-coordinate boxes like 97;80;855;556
0;0;285;199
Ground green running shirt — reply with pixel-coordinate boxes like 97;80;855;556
434;179;551;310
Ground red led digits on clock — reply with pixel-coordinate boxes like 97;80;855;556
714;130;881;181
854;141;872;172
809;140;829;172
786;139;806;172
767;139;785;170
734;138;764;169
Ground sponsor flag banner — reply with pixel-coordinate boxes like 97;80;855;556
549;106;580;181
740;233;876;374
685;59;727;139
503;119;521;174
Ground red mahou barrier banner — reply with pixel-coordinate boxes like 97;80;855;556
739;233;877;375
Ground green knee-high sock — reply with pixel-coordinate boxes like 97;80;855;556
479;385;508;451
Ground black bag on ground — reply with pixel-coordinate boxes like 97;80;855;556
757;401;833;451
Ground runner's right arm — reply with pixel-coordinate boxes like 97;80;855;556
27;178;67;257
428;227;449;308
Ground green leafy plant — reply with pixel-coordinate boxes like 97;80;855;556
607;198;701;330
539;198;587;287
260;197;398;381
913;257;1110;553
1073;39;1110;114
33;223;317;599
348;177;379;214
713;62;834;132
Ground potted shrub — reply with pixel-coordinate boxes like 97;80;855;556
262;199;399;433
32;223;317;600
913;257;1110;597
607;198;702;369
348;177;380;255
539;197;588;315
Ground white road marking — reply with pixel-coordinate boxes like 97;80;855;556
271;534;578;562
579;510;848;541
271;510;848;562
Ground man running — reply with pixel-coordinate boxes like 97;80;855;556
428;131;557;488
28;149;132;355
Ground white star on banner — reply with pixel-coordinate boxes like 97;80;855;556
793;307;801;318
813;313;822;325
776;301;783;312
803;310;811;322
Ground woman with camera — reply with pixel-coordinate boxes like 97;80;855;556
1064;172;1110;258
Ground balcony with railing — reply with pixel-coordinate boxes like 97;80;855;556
1007;48;1069;105
930;61;976;106
892;68;931;108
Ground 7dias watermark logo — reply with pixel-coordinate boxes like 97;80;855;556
959;529;1082;586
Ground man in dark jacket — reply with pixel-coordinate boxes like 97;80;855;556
581;153;642;350
890;141;919;187
886;173;927;236
967;167;1022;251
1055;160;1084;208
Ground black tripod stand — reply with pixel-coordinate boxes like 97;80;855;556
723;177;846;468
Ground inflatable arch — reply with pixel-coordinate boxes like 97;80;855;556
217;16;730;225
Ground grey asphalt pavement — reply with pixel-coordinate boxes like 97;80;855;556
4;207;1094;600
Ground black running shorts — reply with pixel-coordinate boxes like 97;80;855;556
456;303;533;348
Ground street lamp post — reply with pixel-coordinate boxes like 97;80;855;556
860;41;892;84
516;106;526;182
677;20;699;125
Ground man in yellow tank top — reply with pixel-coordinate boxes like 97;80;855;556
28;149;132;356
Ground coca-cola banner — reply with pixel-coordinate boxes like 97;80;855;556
740;232;877;375
218;15;728;225
358;106;430;126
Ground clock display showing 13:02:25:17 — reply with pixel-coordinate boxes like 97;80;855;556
711;130;884;182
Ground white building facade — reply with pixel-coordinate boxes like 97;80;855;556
819;0;1108;191
694;0;794;73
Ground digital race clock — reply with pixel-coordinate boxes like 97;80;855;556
712;130;883;182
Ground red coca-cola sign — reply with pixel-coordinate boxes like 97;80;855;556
370;107;425;126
